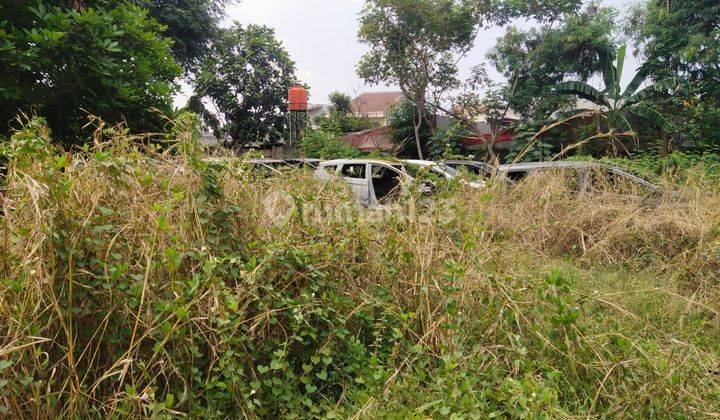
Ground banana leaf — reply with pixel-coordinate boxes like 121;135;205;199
623;64;651;98
599;49;618;96
629;78;676;103
630;103;673;132
555;81;610;108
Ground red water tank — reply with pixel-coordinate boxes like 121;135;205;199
288;85;308;111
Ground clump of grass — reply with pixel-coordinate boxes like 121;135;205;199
0;117;719;417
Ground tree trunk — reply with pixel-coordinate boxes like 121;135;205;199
414;102;425;160
660;130;673;156
486;122;499;164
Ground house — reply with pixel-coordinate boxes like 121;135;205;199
351;91;404;126
308;103;332;124
437;105;520;151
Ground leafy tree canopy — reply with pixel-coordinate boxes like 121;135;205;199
357;0;481;158
487;3;617;118
7;0;229;71
0;2;181;145
121;0;230;71
357;0;480;94
481;0;584;25
328;92;352;116
629;0;719;98
626;0;719;151
193;24;297;148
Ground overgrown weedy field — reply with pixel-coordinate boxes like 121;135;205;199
1;120;720;417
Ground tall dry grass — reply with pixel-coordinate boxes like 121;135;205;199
0;117;719;417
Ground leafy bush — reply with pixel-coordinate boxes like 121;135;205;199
1;117;720;417
313;112;375;134
299;129;362;159
0;3;181;145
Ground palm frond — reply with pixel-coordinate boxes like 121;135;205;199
630;103;673;132
555;81;610;108
599;49;618;95
623;64;651;98
629;78;676;103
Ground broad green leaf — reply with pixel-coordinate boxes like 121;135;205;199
615;44;627;88
555;81;610;108
623;64;652;98
631;103;673;132
629;78;676;103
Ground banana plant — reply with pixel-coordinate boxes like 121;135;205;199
555;45;675;146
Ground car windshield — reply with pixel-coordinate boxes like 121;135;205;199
431;164;459;178
405;162;458;181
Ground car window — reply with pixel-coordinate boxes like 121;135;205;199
449;163;479;175
404;164;449;186
589;167;654;195
341;164;366;179
432;164;459;178
371;164;402;178
504;170;528;182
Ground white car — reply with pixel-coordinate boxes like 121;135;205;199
315;159;441;207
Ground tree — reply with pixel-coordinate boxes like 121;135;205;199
193;24;297;148
316;91;374;134
626;0;720;151
328;91;352;117
386;98;434;158
0;3;181;145
134;0;229;72
629;0;719;99
486;3;617;119
555;45;675;152
8;0;229;71
357;0;481;159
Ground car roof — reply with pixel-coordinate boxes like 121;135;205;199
243;158;286;164
499;161;606;171
320;159;403;167
444;159;492;167
402;159;439;166
499;160;658;189
203;157;284;164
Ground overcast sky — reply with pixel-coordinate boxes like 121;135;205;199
175;0;640;107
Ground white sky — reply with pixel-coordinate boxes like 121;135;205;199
175;0;639;107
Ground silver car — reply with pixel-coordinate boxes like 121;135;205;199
445;159;659;193
497;161;659;193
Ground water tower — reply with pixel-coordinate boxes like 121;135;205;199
287;84;308;145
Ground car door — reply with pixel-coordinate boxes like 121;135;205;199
339;163;371;206
368;163;405;205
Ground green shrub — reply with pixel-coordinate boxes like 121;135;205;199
1;117;720;417
299;129;362;159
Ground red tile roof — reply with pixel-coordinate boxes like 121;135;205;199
351;92;404;115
